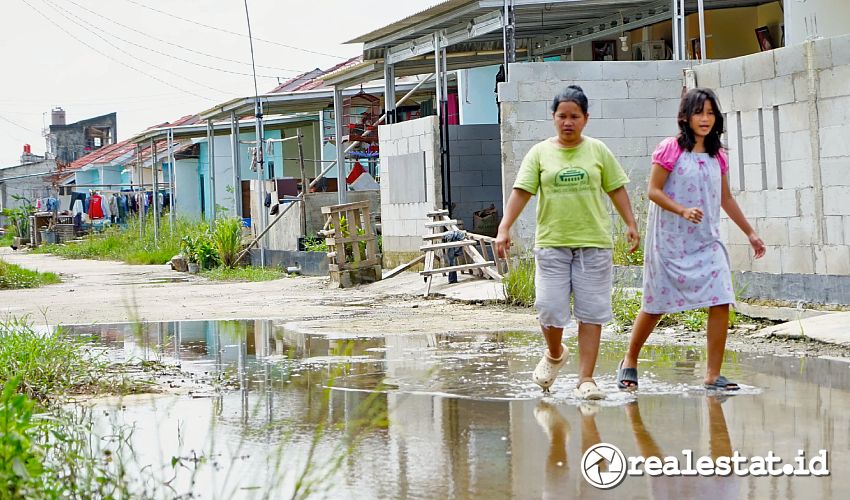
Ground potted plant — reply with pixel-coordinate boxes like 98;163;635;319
2;197;34;249
180;235;200;273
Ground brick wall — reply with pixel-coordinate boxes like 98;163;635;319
448;124;502;232
693;35;850;303
498;60;692;249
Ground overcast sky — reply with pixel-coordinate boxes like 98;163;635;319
0;0;436;166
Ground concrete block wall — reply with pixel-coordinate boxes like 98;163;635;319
499;60;691;248
693;34;850;304
448;124;502;231
378;116;442;267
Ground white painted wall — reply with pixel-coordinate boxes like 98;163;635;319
457;65;500;125
785;0;850;44
174;158;201;220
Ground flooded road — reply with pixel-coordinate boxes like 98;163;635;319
67;321;850;499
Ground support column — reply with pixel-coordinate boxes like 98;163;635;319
333;85;347;204
697;0;707;61
168;128;176;234
231;111;242;219
207;119;217;230
383;63;396;124
679;0;687;60
151;138;159;241
672;0;680;60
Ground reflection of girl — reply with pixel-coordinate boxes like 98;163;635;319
496;85;639;400
617;88;765;392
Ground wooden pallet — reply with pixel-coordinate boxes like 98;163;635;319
320;200;381;288
419;209;505;297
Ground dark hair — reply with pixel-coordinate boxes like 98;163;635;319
677;88;725;157
551;85;589;114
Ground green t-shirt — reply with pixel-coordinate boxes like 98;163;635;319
513;136;629;248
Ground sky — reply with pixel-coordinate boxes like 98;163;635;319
0;0;438;166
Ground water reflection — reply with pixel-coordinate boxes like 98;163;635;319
66;321;850;499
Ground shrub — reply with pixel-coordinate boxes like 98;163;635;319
212;217;243;268
503;256;535;307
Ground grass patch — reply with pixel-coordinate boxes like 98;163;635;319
201;266;285;282
503;255;536;307
0;259;60;289
34;216;207;265
0;231;13;247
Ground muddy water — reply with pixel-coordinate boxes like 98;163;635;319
68;321;850;499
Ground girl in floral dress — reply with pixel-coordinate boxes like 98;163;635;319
616;88;766;392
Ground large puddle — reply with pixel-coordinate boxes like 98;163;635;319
66;320;850;499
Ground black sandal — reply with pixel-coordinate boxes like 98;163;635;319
704;375;740;391
617;359;638;390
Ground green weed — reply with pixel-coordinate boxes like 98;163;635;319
211;217;244;268
201;266;285;282
0;260;60;289
503;255;535;307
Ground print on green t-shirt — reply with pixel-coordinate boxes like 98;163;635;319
512;136;629;249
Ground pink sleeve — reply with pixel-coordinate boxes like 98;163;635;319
717;149;729;175
651;137;682;172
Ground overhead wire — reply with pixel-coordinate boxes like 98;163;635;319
44;0;287;80
60;0;310;75
121;0;348;60
35;0;232;96
18;0;219;102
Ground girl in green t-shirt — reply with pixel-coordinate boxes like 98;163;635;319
495;85;640;399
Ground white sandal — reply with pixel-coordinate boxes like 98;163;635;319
533;343;568;391
575;379;605;400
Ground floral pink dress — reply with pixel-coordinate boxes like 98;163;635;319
642;137;735;314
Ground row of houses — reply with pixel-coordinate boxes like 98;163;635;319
3;0;849;304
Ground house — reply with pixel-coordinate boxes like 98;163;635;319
0;146;58;220
47;108;117;165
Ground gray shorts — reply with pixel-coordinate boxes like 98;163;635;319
534;247;613;328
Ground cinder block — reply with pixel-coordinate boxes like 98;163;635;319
740;110;762;138
548;61;605;81
656;98;681;118
825;216;845;246
761;75;796;107
732;82;764;112
729;244;753;272
774;44;807;77
400;120;415;138
736;190;767;218
788;216;819;245
601;99;656;119
792;73;810;103
623;118;677;138
811;38;833;71
821;158;850;186
482;140;501;155
458;124;500;141
762;111;779;190
657;61;691;80
779;131;812;162
824;246;850;275
507;63;539;83
449;140;482;157
778;102;810;133
601;61;659;80
719;57;746;87
745;51;776;82
782;246;814;274
396;138;410;155
498;81;519;102
515;101;550;121
781;159;814;189
817;95;850;128
813;245;828;275
584;118;625;138
452;170;483;187
627;79;683;99
751;245;782;274
408;135;421;152
765;189;798;218
381;141;397;157
741;136;763;166
758;217;790;246
603;137;648;157
714;86;734;111
830;34;850;67
742;163;764;191
820;126;850;158
519;81;560;102
797;187;816;217
824;186;850;216
514;121;555;141
694;62;720;89
586;99;601;116
844;215;850;245
570;80;629;100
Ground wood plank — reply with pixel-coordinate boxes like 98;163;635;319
383;254;425;279
424;219;459;228
321;200;369;214
462;246;502;280
426;209;449;216
324;235;377;246
419;261;496;276
422;231;456;240
419;240;477;251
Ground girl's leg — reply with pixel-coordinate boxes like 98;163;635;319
705;304;735;387
577;322;601;383
622;311;664;369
